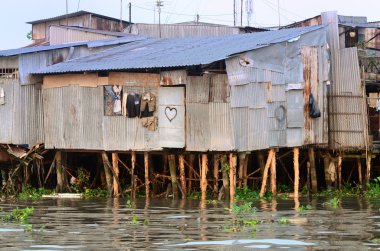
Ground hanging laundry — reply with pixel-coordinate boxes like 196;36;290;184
112;85;122;115
140;92;156;118
126;93;141;118
309;94;321;118
0;87;4;105
141;117;157;131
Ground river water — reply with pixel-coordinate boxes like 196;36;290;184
0;197;380;250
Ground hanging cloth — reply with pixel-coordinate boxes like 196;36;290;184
0;87;5;105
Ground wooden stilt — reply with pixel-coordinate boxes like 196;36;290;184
259;149;274;197
168;154;179;199
270;150;277;196
56;151;68;193
101;152;113;194
112;152;120;197
337;155;342;190
357;158;362;186
179;154;186;199
131;151;136;199
213;154;220;196
238;153;246;188
201;154;208;201
220;154;229;200
24;164;30;185
148;156;157;196
293;148;299;198
144;152;150;198
162;154;168;174
308;148;318;193
188;154;195;192
366;153;372;188
258;151;265;176
323;153;331;188
307;161;311;195
243;153;249;188
229;152;237;202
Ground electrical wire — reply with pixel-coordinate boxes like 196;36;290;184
132;4;231;17
77;0;81;11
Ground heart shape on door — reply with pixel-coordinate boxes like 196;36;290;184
165;106;177;122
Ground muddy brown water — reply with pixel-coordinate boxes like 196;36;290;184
0;197;380;250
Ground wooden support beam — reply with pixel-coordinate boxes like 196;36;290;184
144;152;150;198
238;152;246;188
357;158;362;186
259;149;274;197
293;148;299;198
243;153;249;188
308;148;318;193
270;150;277;196
220;154;229;200
131;151;136;199
257;151;265;176
229;152;237;203
337;155;342;190
323;153;331;188
187;154;195;192
179;154;186;199
366;152;372;188
201;154;208;201
101;152;113;194
213;154;220;196
168;154;179;199
56;151;68;193
112;152;120;197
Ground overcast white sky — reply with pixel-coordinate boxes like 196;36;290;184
0;0;379;50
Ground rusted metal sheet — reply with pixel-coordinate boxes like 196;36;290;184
186;103;210;152
160;70;187;86
210;74;229;103
209;102;234;151
186;76;210;103
329;47;366;149
0;80;15;143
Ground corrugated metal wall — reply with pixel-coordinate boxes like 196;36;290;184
130;23;242;38
186;74;234;151
49;26;117;45
0;79;15;143
328;47;366;149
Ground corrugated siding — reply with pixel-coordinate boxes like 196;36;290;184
186;76;210;103
186;103;210;152
49;26;117;45
209;102;234;151
11;83;44;146
232;108;249;151
43;85;162;151
132;23;241;38
210;74;229;103
0;80;15;143
329;47;366;149
248;108;269;150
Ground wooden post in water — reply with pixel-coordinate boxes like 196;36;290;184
101;152;113;194
188;154;195;192
229;153;237;203
56;151;69;193
243;153;249;188
131;151;136;199
259;149;274;197
337;155;342;190
270;150;277;196
357;158;362;186
323;153;332;188
168;154;179;199
179;154;186;199
293;148;299;198
308;148;318;193
258;151;265;176
238;152;246;188
112;152;120;197
144;152;150;198
213;154;220;196
220;154;229;200
366;153;372;188
201;154;208;201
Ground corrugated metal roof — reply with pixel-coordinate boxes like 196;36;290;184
0;36;146;57
51;25;131;37
340;23;380;29
27;10;129;25
34;25;324;74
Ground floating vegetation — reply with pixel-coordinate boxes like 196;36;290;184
277;217;290;225
1;207;34;224
126;199;136;209
82;188;108;199
18;185;53;201
130;214;139;225
296;204;312;212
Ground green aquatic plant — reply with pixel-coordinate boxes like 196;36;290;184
1;207;35;224
277;216;290;225
327;197;340;208
82;188;108;198
126;199;135;208
297;204;312;212
235;188;260;201
18;185;53;200
130;214;139;225
232;202;256;214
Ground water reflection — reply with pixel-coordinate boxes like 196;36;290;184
0;197;380;250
